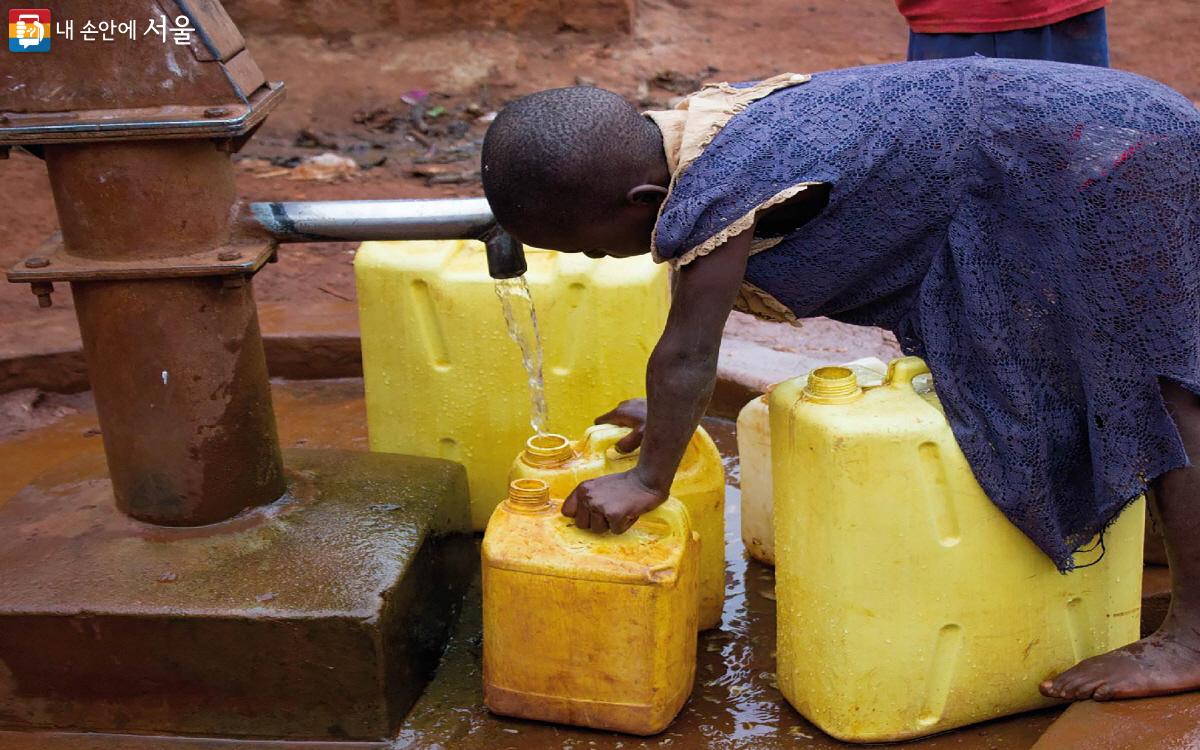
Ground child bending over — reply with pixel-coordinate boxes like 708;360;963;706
480;57;1200;702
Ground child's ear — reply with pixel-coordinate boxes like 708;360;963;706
626;184;669;206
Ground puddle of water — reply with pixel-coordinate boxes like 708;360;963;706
0;384;1064;749
495;277;549;436
395;418;1062;750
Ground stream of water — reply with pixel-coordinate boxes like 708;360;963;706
495;276;549;436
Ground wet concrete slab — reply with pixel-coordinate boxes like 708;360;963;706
1030;692;1200;750
0;380;473;743
0;379;1179;749
0;446;474;740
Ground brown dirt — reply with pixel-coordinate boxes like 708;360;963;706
1;0;1196;370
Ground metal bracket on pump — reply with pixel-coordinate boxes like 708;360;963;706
0;0;284;146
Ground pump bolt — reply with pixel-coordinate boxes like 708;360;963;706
218;250;243;262
203;107;232;118
30;281;53;308
24;256;50;269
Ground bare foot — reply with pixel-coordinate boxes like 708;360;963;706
1040;615;1200;701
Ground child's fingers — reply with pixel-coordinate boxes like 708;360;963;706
610;513;636;534
616;427;644;453
595;411;636;426
593;399;647;427
591;508;609;533
561;488;579;517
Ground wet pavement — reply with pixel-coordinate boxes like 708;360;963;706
394;416;1062;750
0;378;1078;749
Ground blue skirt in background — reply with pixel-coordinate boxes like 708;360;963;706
907;7;1109;67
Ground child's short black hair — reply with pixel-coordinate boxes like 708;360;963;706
481;86;661;239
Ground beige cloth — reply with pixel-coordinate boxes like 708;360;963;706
645;73;816;325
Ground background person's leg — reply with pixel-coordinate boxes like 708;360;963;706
994;8;1109;66
907;8;1108;66
907;29;997;61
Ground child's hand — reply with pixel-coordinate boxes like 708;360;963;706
562;470;667;534
595;398;648;453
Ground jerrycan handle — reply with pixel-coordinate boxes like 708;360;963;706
584;423;636;455
886;357;931;391
605;442;640;467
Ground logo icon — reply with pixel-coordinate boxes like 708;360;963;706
9;9;51;52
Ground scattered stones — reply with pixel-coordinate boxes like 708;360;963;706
289;152;361;182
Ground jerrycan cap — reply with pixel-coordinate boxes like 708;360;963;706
507;478;553;512
522;433;573;467
804;366;863;404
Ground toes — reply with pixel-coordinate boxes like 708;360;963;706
1043;664;1107;700
1069;678;1108;700
1093;678;1153;702
1041;677;1072;699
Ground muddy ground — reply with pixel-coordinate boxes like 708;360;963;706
1;0;1196;364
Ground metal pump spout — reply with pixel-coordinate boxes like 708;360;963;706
246;198;527;279
482;226;528;279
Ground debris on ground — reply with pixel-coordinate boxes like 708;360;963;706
410;162;482;185
233;86;494;187
650;66;720;95
289;152;362;182
0;388;93;439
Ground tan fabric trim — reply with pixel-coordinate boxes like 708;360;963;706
647;72;813;265
644;110;686;175
734;280;804;327
673;73;812;175
749;236;784;255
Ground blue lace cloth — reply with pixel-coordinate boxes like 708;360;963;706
654;57;1200;569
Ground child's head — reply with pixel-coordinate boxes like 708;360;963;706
482;86;670;258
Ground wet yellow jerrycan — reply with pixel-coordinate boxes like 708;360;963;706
482;478;699;735
355;240;669;530
736;357;888;566
770;357;1145;743
510;424;726;630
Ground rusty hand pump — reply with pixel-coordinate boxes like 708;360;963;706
2;0;523;527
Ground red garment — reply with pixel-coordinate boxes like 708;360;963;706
896;0;1109;34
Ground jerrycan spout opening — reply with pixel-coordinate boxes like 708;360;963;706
804;366;862;404
523;434;573;467
507;478;553;512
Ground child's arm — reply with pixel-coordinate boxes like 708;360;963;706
562;228;754;532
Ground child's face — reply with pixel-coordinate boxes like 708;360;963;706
511;205;657;259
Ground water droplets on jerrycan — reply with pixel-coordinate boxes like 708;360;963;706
736;357;888;567
509;424;726;631
354;239;670;530
768;356;1146;742
482;478;699;735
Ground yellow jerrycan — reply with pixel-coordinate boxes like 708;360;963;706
510;424;726;630
770;357;1145;743
355;240;669;530
736;357;888;566
482;478;699;735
